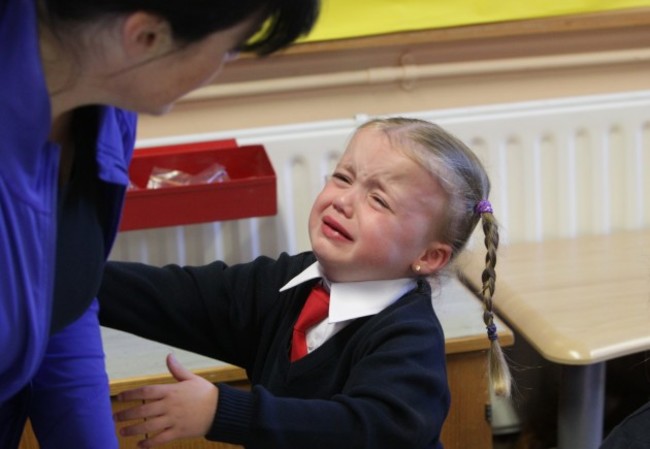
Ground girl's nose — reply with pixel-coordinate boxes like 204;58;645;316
332;191;353;217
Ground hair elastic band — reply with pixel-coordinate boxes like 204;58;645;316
475;199;493;215
486;323;498;342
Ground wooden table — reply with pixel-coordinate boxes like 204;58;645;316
20;277;512;449
459;229;650;449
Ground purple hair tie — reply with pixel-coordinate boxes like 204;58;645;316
486;323;498;342
475;199;493;215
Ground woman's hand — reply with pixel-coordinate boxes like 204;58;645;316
114;353;219;448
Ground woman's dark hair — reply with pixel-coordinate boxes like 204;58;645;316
42;0;320;55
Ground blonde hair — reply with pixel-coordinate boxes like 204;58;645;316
358;117;512;397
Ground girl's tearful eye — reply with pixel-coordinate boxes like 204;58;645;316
332;173;351;185
371;194;390;210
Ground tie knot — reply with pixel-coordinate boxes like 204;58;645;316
290;283;330;361
294;284;330;332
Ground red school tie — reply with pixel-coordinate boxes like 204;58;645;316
290;283;330;361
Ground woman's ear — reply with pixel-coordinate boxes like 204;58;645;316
412;242;452;276
121;12;173;61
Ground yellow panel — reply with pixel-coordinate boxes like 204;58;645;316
302;0;650;42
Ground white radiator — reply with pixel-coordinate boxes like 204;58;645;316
110;90;650;267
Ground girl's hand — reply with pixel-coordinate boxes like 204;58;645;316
114;353;219;448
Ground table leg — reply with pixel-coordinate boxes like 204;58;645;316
557;363;606;449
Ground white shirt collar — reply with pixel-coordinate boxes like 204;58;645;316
280;261;416;323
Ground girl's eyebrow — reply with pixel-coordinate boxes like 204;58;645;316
335;160;353;171
373;171;419;201
367;177;394;196
336;161;406;195
353;170;396;199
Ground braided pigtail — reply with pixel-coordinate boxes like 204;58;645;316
476;200;512;397
358;117;513;396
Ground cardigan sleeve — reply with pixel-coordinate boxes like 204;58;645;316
98;253;305;367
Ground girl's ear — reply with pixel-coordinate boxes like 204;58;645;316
412;242;452;276
121;12;174;61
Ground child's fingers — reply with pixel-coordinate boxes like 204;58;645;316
114;399;167;422
166;353;194;382
117;384;169;402
136;428;177;449
118;414;172;438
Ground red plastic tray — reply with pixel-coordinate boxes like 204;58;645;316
119;140;276;231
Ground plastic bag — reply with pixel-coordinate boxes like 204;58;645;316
146;163;230;189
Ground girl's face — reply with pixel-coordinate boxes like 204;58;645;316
308;127;452;283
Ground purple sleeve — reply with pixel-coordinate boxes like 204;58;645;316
0;0;58;403
28;300;118;449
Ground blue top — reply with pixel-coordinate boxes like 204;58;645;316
0;0;137;402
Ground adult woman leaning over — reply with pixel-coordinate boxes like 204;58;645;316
0;0;319;447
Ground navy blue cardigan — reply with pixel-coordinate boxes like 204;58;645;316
99;252;450;448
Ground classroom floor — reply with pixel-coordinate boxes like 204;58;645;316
493;432;554;449
493;433;519;449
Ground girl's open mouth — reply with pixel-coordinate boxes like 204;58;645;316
322;216;352;241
